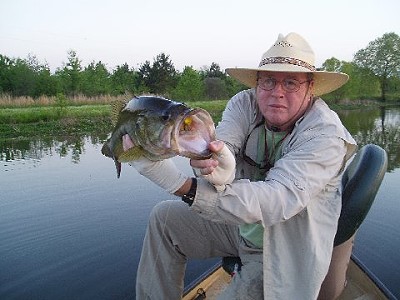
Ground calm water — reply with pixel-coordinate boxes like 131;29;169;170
1;106;399;299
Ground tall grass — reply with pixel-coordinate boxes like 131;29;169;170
0;93;135;108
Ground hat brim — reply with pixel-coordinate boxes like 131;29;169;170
226;67;349;96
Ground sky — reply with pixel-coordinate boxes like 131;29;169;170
1;0;399;73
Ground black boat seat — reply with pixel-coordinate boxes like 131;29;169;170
333;144;388;246
222;144;388;296
319;144;387;299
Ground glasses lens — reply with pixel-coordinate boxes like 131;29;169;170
283;79;300;92
258;78;275;91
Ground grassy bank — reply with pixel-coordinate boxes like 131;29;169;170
1;93;395;139
0;100;229;139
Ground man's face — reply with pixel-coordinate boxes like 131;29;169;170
256;72;314;131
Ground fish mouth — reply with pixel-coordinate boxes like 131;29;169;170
171;108;216;159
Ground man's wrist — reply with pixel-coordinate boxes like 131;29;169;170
181;178;197;206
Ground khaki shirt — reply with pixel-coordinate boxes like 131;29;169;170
192;88;357;299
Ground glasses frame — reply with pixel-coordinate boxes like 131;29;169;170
257;77;311;93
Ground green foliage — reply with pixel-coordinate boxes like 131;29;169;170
110;63;138;95
322;59;381;101
200;62;247;98
0;55;12;93
54;93;68;117
322;57;342;72
9;58;36;96
1;32;399;103
0;107;59;124
353;32;400;101
35;67;60;97
138;53;177;95
0;105;112;138
55;50;82;96
224;75;248;98
81;61;111;96
203;77;227;100
172;66;203;101
200;62;225;79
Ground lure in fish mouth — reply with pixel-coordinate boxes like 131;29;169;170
101;96;216;177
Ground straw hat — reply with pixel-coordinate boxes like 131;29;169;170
226;32;349;96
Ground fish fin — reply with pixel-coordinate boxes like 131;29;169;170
111;99;128;127
118;146;145;162
115;160;122;178
101;142;123;178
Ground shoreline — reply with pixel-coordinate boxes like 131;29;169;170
1;100;398;140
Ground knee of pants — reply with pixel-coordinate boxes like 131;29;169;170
150;200;170;218
148;201;173;227
148;200;186;228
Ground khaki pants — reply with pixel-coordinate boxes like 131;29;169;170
135;200;264;300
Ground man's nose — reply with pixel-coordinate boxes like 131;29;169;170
271;81;285;95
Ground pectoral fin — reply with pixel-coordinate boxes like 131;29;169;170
118;146;145;162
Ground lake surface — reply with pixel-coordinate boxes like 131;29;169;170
1;106;400;299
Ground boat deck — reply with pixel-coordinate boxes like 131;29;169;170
183;258;390;300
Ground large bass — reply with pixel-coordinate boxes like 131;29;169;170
102;96;216;177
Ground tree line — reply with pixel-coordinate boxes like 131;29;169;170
0;32;399;102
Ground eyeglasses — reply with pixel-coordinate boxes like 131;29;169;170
257;77;310;93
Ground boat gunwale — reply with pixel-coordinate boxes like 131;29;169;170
351;254;397;300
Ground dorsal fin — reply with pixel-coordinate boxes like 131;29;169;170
111;99;128;127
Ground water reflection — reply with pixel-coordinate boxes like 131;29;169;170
337;106;400;172
2;106;399;170
1;135;107;165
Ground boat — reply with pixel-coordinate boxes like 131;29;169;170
183;144;397;299
183;254;396;299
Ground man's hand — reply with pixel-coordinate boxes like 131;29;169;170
122;134;188;194
191;140;235;190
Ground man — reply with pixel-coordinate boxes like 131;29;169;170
131;32;357;299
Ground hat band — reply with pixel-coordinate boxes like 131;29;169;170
259;56;316;72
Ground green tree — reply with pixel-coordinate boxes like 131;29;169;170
0;54;13;94
136;60;151;94
321;57;346;101
35;67;60;97
172;66;203;101
321;58;381;101
203;77;227;100
200;62;226;79
81;60;111;96
201;62;231;99
138;53;177;95
110;63;139;95
346;63;380;100
224;75;248;98
9;58;36;97
26;54;60;97
387;75;400;98
322;57;342;72
353;32;400;101
56;50;83;96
